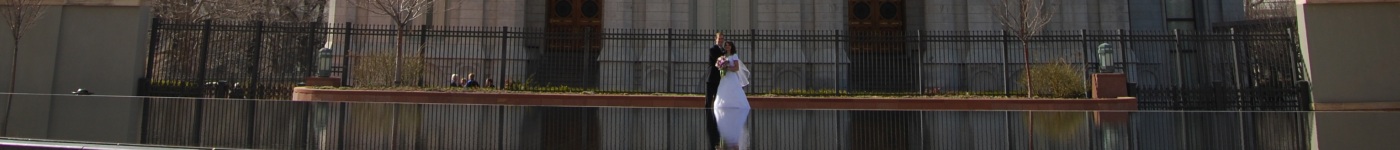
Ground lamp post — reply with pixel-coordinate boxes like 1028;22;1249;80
318;47;333;77
1090;43;1127;99
1096;43;1116;73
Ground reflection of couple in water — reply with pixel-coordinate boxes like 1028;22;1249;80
704;32;750;150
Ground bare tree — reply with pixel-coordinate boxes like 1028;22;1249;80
348;0;455;86
989;0;1058;97
150;0;242;80
1246;0;1294;20
153;0;326;22
229;0;329;80
150;0;327;80
0;0;48;136
152;0;241;21
1242;0;1305;86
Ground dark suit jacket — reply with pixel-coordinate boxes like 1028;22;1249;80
705;44;725;106
464;80;480;88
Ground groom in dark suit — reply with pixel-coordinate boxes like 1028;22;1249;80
704;32;726;148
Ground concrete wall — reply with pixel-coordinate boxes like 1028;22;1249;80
1296;2;1400;109
0;3;149;143
1128;0;1248;31
323;0;1251;31
0;7;63;140
1312;112;1400;150
1297;2;1400;149
922;0;1130;31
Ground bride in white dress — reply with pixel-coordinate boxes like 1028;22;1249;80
713;42;750;150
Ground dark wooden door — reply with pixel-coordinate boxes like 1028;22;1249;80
848;0;916;92
547;0;602;52
536;0;604;88
848;0;904;53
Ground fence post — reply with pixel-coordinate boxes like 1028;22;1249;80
750;29;758;92
744;28;756;91
804;30;812;92
834;30;840;95
342;22;354;86
1118;29;1128;87
1001;30;1011;97
916;30;924;94
1081;29;1091;98
667;28;673;93
245;21;265;147
418;25;429;87
584;28;592;87
196;20;213;96
1172;29;1183;108
193;19;213;146
1286;28;1302;82
500;26;508;90
143;18;162;88
1229;28;1243;108
249;21;265;98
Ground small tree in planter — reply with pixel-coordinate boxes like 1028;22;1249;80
990;0;1059;97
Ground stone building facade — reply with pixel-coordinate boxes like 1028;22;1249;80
325;0;1249;93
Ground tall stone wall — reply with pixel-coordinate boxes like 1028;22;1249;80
322;0;1245;92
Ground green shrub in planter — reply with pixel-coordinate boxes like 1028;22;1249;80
1020;58;1086;98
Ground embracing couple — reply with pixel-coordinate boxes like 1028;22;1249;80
704;32;750;150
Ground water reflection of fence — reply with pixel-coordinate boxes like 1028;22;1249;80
124;97;1311;149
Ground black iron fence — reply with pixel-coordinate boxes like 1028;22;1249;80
0;93;1317;149
142;19;326;100
141;19;1310;110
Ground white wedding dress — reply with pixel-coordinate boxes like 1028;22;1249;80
713;54;751;149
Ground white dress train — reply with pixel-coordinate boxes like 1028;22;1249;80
713;54;751;149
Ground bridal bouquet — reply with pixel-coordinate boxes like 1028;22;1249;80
715;57;734;70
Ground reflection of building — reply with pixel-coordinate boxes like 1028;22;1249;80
325;0;1255;92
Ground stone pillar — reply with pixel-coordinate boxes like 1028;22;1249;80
1091;73;1128;99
